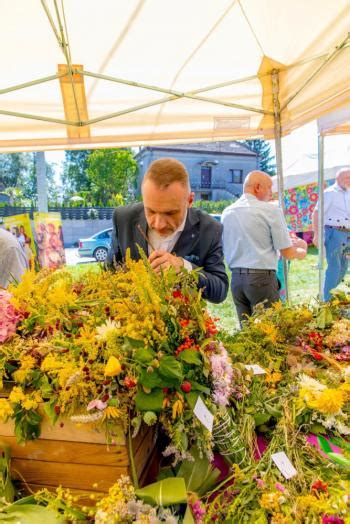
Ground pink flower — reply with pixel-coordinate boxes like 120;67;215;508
322;516;344;524
87;399;107;411
209;343;234;406
0;291;22;343
275;482;285;493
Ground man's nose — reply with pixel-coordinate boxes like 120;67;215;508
152;214;166;230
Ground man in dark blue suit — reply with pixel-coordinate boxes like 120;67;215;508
107;157;228;304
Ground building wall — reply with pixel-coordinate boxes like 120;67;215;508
136;148;258;201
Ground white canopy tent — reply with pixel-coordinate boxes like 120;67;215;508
1;0;350;300
1;0;350;154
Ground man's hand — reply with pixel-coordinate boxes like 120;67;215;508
148;250;184;273
291;236;308;250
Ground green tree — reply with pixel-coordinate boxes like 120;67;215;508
240;139;276;175
21;158;58;205
0;153;32;190
86;148;138;206
61;150;93;195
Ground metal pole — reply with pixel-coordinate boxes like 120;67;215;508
317;134;325;301
36;151;48;213
272;69;289;303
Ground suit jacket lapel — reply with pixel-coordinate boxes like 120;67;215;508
132;208;148;258
173;209;200;257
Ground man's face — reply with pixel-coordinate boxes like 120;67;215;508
338;170;350;189
142;179;194;237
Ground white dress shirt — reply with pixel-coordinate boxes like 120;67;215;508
222;194;291;270
0;228;28;288
315;182;350;228
147;213;192;270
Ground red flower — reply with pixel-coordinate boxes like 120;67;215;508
124;376;137;389
181;381;192;393
312;479;328;493
310;349;323;361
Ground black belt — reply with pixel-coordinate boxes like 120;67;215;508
231;268;276;274
325;225;350;233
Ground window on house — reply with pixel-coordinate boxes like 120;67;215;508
201;166;212;188
229;169;243;184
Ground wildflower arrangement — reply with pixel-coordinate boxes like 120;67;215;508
0;255;236;465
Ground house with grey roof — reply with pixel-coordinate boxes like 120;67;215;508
135;141;258;201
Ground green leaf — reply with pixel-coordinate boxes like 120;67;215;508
0;504;65;524
327;452;350;469
135;477;187;506
135;389;164;412
43;400;59;426
185;392;199;410
317;435;333;454
139;369;164;389
309;423;327;435
177;446;220;496
190;381;210;395
179;350;202;366
134;347;156;364
183;505;195;524
254;413;271;427
158;356;183;382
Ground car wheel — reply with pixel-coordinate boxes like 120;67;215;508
93;247;108;262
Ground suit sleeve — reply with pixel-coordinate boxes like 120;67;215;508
105;209;123;268
192;221;229;304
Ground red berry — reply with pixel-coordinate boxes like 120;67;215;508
54;405;60;415
180;381;192;393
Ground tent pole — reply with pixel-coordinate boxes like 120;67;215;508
36;151;48;213
272;69;289;303
317;134;325;301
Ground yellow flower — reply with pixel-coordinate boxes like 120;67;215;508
308;388;345;414
260;492;280;511
41;354;64;373
172;399;184;420
265;371;282;385
13;369;30;384
9;386;25;404
22;398;38;411
0;399;14;421
104;356;122;377
102;406;121;420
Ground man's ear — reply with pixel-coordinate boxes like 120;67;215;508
188;192;195;207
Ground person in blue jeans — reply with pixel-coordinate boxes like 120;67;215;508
312;168;350;301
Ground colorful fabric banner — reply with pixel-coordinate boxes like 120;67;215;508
2;213;36;268
33;212;66;268
274;181;333;232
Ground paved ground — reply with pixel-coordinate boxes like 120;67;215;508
65;247;96;266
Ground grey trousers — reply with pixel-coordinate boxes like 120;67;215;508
230;270;280;325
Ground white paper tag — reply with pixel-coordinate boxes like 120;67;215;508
245;364;266;375
271;451;297;479
194;396;214;433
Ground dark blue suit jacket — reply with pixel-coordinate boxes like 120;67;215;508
107;203;228;304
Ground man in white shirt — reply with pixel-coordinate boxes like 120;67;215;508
222;171;307;324
0;227;28;288
107;158;228;303
312;167;350;300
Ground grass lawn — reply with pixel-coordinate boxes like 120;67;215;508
67;247;349;335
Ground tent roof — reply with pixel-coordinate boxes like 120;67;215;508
317;104;350;135
1;0;350;153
